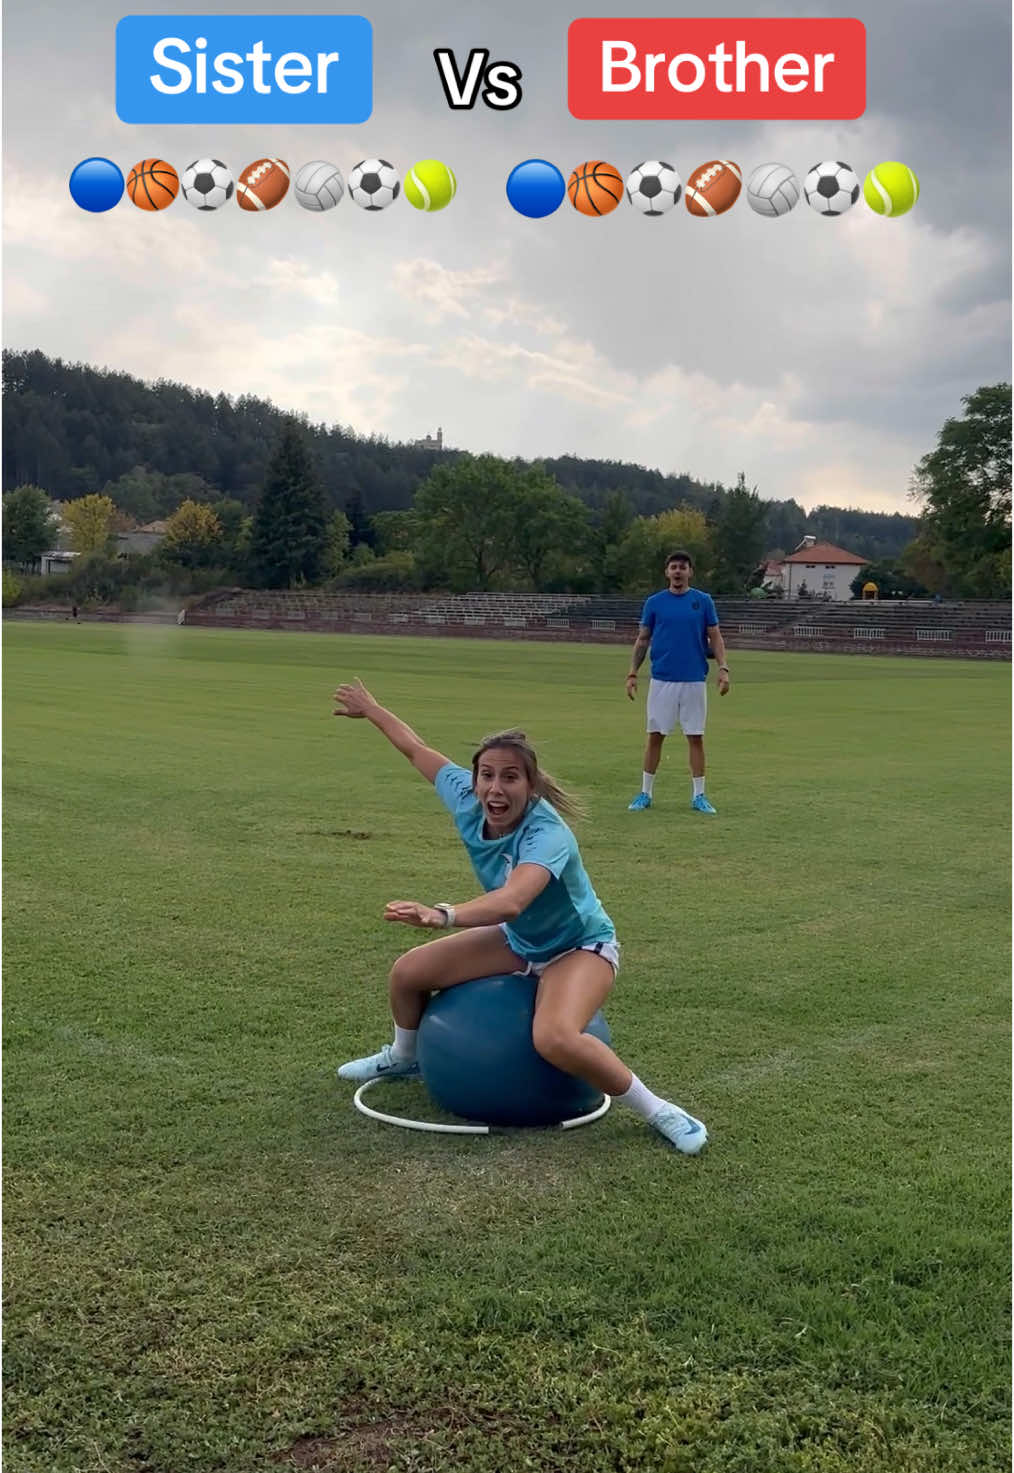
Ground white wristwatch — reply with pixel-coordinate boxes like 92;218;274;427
433;903;456;928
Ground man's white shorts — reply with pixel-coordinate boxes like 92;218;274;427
647;679;707;737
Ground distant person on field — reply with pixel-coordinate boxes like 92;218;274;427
71;604;79;622
625;549;729;815
331;678;708;1155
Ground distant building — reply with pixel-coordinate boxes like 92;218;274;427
758;559;785;595
779;536;868;601
117;520;168;556
413;426;444;451
39;550;78;576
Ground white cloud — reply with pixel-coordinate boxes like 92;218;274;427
252;258;342;305
390;257;505;320
1;0;1009;518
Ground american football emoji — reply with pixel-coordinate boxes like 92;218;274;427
236;158;290;211
685;159;742;217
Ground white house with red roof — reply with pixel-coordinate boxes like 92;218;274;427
779;536;868;601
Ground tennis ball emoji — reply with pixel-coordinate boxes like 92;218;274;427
405;159;457;211
863;162;920;217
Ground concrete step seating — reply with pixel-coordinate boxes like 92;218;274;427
188;589;1011;647
787;602;1012;644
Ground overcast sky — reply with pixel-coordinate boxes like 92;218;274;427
3;0;1010;514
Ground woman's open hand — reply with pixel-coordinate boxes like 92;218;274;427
384;900;446;929
333;678;378;718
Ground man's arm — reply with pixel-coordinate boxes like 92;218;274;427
625;623;652;700
708;626;731;695
333;679;450;782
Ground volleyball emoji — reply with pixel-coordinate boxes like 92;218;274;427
405;160;456;211
126;158;179;211
568;161;623;216
746;163;800;217
294;161;345;211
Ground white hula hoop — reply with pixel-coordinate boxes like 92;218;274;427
353;1079;612;1135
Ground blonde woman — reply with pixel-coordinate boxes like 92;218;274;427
332;680;707;1156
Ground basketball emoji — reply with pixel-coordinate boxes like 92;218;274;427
568;160;623;216
126;159;179;211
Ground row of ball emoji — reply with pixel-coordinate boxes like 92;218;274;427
68;157;456;214
514;159;920;220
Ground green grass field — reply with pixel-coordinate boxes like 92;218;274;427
3;623;1010;1473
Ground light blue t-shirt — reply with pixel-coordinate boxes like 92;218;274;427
434;763;615;965
641;587;719;683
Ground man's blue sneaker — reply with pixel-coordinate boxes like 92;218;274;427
691;794;717;814
628;792;652;811
337;1043;420;1083
648;1103;708;1155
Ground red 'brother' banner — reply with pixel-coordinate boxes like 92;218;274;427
568;18;866;120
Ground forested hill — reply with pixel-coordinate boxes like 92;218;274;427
2;349;920;558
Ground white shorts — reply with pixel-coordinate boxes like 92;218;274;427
647;679;707;737
500;927;621;978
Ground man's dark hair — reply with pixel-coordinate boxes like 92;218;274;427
665;549;694;569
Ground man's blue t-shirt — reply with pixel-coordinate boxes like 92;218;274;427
434;764;615;965
640;588;719;683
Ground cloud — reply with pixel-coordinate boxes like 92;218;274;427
1;0;1009;518
390;257;506;320
252;258;342;305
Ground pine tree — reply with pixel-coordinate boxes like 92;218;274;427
249;419;327;588
711;473;769;594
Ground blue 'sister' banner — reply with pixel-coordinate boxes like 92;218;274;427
116;14;373;124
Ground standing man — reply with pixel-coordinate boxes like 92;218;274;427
625;550;730;814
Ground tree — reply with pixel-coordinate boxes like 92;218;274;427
344;495;375;551
613;506;714;595
763;498;807;555
323;509;352;577
511;470;590;590
901;534;949;597
808;505;920;561
62;494;117;554
336;551;419;590
413;454;529;591
210;497;246;549
911;384;1012;596
161;500;224;568
371;509;415;555
592;489;636;593
249;419;328;587
2;484;57;566
711;473;769;594
101;468;165;523
849;558;929;600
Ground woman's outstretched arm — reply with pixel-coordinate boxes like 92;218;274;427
333;679;451;783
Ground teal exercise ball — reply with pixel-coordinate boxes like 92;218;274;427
417;973;611;1127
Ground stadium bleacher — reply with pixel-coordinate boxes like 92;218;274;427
181;589;1011;657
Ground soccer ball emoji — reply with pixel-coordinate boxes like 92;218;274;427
182;158;234;211
349;159;400;211
804;161;860;217
627;160;682;216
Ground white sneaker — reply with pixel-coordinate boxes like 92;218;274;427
648;1102;708;1155
337;1043;420;1083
